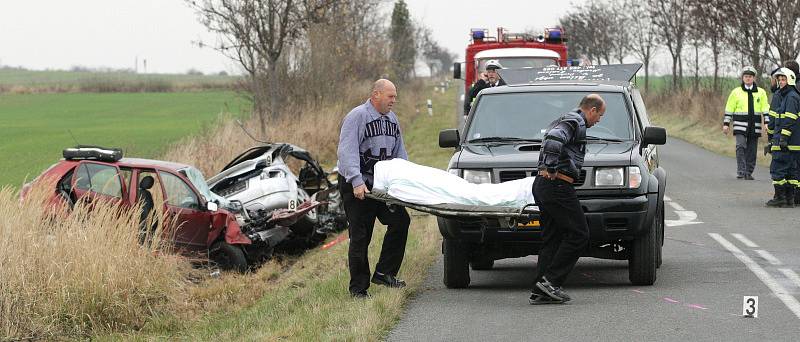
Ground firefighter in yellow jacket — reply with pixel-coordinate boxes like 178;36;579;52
723;66;770;180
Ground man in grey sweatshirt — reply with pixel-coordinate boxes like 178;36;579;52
337;79;411;298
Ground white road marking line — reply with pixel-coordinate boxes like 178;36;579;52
667;201;685;211
663;195;702;227
665;210;703;227
708;233;800;320
755;250;783;265
780;269;800;289
731;233;760;248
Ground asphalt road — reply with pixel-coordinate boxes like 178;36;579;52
388;138;800;342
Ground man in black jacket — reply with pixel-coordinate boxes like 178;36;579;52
463;60;506;115
529;94;605;305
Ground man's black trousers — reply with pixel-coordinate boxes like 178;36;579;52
339;176;410;294
531;176;589;288
735;134;759;177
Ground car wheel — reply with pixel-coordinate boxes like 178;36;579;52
628;215;658;285
656;203;664;269
470;254;495;270
443;238;470;288
209;241;248;273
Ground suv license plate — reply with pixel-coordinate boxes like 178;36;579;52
518;220;540;228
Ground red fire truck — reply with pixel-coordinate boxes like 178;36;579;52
454;27;570;107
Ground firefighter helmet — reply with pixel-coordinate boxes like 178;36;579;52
774;67;796;86
740;66;757;77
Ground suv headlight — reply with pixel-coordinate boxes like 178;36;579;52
595;167;624;187
628;166;642;189
593;166;642;188
463;169;492;184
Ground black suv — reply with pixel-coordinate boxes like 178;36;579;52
438;65;667;288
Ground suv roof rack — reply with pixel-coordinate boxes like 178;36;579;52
498;63;643;86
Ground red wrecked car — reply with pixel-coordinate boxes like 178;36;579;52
21;146;319;272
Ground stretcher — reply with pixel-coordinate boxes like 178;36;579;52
366;189;540;230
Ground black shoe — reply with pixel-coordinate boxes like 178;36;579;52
737;175;745;179
529;292;566;305
535;277;571;302
766;184;785;208
371;272;406;288
350;290;370;299
744;174;754;180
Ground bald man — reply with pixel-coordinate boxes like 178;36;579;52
337;79;411;298
530;94;606;305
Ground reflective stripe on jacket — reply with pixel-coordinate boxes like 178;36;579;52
724;84;769;136
768;85;800;151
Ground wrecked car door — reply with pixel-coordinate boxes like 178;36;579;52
157;170;213;253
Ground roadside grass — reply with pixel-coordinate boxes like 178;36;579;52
0;91;248;187
1;78;455;340
0;68;239;93
1;185;191;339
109;81;457;341
645;89;772;167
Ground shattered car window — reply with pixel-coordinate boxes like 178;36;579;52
181;167;229;207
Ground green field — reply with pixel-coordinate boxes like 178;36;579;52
0;91;249;187
0;67;239;91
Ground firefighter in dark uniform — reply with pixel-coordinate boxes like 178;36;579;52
529;94;606;304
766;68;800;208
722;66;769;180
463;59;507;115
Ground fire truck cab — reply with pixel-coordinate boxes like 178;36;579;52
454;27;570;115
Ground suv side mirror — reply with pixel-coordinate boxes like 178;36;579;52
642;126;667;148
206;201;219;212
439;129;460;148
453;62;461;79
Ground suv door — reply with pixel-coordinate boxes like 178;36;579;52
71;162;126;206
157;170;212;252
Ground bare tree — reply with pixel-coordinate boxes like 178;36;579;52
719;0;768;78
625;0;658;91
649;0;691;91
291;0;390;101
560;0;627;65
560;11;595;62
188;0;336;134
689;0;726;91
608;0;630;64
759;1;800;64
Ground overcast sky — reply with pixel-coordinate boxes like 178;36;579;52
0;0;586;74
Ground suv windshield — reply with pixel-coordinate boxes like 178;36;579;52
466;91;633;142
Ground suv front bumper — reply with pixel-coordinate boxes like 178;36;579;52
438;192;658;244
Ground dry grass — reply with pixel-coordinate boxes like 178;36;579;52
0;78;438;340
162;79;427;173
0;184;192;339
645;89;772;167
